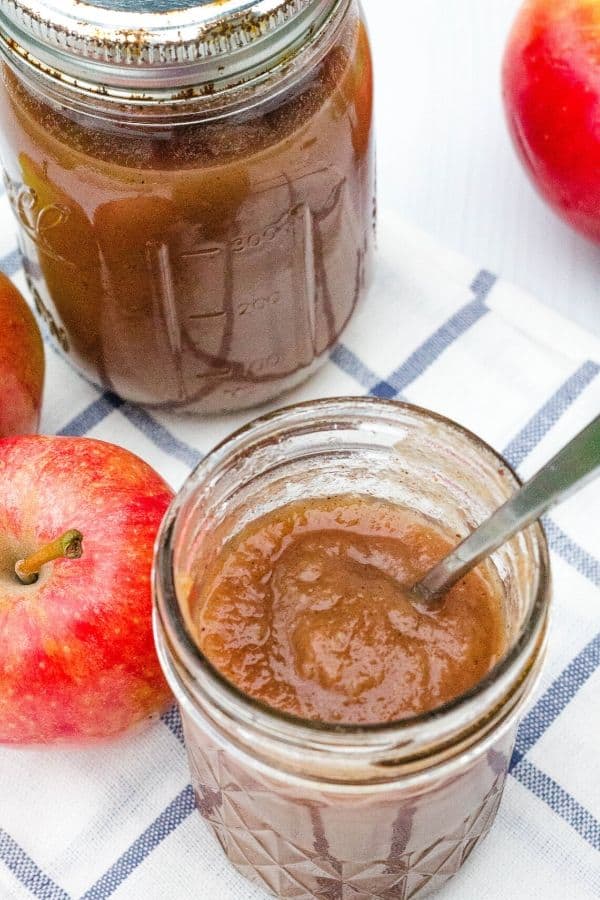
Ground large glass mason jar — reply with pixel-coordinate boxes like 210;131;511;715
154;399;552;899
0;0;375;412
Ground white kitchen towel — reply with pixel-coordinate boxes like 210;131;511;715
0;204;599;900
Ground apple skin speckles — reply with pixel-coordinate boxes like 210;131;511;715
0;435;174;745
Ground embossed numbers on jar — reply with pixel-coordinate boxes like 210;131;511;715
138;166;366;409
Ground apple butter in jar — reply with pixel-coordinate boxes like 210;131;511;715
154;399;551;899
0;0;375;412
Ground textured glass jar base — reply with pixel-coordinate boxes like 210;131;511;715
183;715;514;900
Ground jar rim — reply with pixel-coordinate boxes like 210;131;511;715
154;397;551;747
0;0;347;102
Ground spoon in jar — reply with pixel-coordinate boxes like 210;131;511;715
411;414;600;605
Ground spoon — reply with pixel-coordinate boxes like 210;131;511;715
412;414;600;604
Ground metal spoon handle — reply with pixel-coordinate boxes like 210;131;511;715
416;414;600;602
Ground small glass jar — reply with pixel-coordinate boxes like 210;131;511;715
0;0;375;413
153;398;551;899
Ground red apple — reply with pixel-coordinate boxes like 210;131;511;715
0;273;44;436
0;435;174;744
503;0;600;243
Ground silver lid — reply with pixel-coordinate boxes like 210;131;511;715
0;0;342;97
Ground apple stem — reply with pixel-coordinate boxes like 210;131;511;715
15;530;84;585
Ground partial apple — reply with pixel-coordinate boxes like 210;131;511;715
0;436;174;744
503;0;600;243
0;272;44;436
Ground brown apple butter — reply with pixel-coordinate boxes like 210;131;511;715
155;400;550;899
0;2;375;412
192;495;507;724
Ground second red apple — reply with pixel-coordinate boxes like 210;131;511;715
504;0;600;243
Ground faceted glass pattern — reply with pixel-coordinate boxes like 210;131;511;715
183;716;516;899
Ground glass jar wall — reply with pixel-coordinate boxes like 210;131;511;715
154;399;551;898
0;0;375;412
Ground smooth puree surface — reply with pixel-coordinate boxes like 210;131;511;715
192;496;507;724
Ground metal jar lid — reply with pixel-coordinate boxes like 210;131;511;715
0;0;345;99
